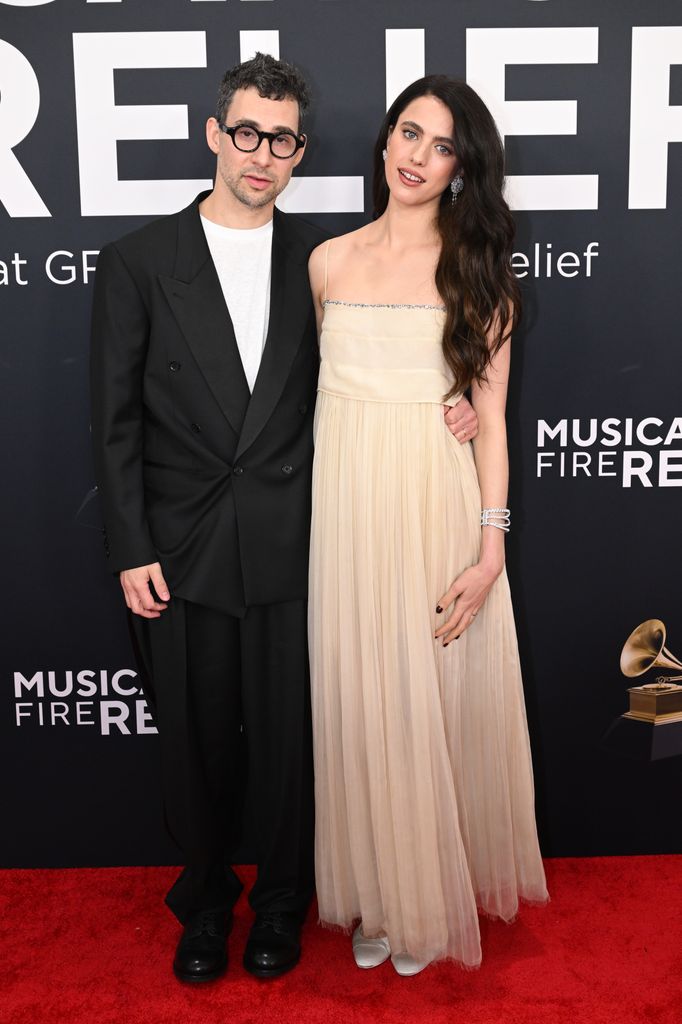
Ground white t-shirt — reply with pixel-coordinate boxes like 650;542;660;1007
200;215;273;392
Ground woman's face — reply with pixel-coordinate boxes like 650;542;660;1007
384;94;459;208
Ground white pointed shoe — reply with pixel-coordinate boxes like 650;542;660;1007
352;925;391;968
390;952;431;977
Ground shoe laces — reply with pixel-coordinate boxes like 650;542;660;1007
255;911;294;935
188;911;223;938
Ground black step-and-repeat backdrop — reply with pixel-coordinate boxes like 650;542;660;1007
2;0;681;868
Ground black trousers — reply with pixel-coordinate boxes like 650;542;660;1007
131;597;315;925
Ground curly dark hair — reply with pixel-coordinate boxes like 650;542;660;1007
215;52;311;129
373;76;521;400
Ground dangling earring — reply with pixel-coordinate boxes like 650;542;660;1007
382;148;388;161
450;175;464;205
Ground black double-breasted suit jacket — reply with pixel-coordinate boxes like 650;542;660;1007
90;192;328;617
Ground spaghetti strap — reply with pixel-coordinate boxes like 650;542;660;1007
323;238;332;303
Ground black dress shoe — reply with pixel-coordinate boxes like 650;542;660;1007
173;909;231;983
243;911;302;979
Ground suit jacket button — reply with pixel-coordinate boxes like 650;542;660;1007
233;466;244;476
281;464;293;475
169;361;181;371
298;403;308;415
190;422;201;433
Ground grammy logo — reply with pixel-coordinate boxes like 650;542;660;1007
620;619;682;725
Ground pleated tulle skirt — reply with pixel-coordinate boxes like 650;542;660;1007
308;392;548;967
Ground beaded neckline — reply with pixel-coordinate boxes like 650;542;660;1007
323;299;446;312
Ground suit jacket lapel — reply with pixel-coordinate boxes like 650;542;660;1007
235;208;314;460
158;193;251;438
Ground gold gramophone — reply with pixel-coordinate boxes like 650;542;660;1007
620;619;682;724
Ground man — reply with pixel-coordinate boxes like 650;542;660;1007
90;53;478;984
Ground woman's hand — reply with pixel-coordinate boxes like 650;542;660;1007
434;559;503;644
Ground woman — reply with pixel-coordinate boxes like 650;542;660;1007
307;76;548;975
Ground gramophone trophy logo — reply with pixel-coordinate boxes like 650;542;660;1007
604;619;682;759
621;620;682;723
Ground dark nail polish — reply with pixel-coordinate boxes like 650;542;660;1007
443;642;449;647
436;605;443;613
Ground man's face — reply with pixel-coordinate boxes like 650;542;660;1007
207;87;306;210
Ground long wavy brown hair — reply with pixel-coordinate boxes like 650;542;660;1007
373;76;520;399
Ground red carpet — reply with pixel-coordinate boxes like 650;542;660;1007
1;856;680;1024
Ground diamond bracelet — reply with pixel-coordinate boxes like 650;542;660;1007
480;507;511;532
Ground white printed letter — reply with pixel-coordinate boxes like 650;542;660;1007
629;27;682;209
72;32;211;217
466;27;599;210
0;41;50;216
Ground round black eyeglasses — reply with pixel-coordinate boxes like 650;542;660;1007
218;123;305;160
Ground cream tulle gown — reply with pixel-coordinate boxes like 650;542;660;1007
309;264;548;968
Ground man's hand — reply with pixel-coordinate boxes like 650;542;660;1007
444;395;478;443
120;562;170;619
